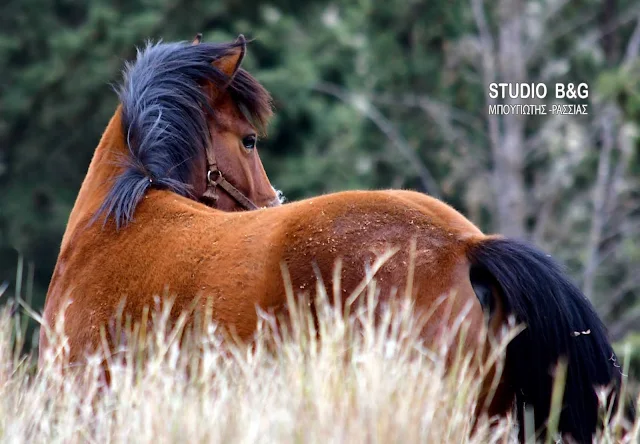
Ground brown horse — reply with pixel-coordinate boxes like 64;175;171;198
40;36;622;443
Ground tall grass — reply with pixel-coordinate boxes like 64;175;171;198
0;262;638;443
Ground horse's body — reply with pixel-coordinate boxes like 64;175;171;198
40;37;623;443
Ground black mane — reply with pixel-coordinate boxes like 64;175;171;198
95;40;272;229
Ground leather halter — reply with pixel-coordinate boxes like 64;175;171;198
200;142;259;210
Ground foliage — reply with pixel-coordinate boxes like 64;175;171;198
617;333;640;382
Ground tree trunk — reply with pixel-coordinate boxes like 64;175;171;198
494;0;527;238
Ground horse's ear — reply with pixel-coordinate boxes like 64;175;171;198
214;34;246;79
192;33;202;45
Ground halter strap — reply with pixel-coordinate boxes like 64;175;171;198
201;142;259;211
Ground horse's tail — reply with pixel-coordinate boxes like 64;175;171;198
466;236;622;443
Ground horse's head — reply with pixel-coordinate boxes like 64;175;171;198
191;34;281;211
94;35;284;229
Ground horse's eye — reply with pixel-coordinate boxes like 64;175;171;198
242;135;257;150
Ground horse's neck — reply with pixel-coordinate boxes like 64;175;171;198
60;106;127;247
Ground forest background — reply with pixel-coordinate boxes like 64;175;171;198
1;0;639;375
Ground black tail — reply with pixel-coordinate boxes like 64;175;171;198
467;237;622;443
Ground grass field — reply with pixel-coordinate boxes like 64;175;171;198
0;276;638;443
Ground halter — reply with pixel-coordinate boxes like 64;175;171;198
200;142;259;210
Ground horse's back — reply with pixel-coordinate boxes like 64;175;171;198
265;190;489;342
41;188;490;364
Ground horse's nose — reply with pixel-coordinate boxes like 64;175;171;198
268;188;285;207
268;196;283;207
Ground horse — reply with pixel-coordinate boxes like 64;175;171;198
39;35;623;443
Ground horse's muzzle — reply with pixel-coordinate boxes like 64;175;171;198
268;188;286;207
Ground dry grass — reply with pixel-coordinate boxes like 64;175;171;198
0;264;638;444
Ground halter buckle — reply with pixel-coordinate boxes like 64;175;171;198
207;169;222;184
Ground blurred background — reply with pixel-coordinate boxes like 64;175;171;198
1;0;639;374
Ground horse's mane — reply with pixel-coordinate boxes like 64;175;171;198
96;40;272;229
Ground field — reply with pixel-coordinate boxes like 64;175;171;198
0;277;638;444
